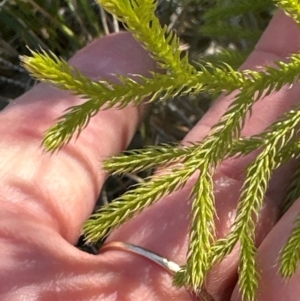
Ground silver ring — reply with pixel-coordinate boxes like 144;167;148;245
100;241;181;274
99;241;215;301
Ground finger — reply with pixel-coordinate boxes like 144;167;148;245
182;9;300;297
183;7;300;242
106;10;300;300
231;197;300;301
0;32;158;244
0;208;195;300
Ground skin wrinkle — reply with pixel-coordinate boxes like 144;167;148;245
0;32;158;244
0;106;138;242
0;136;100;243
0;209;192;301
3;83;140;155
2;178;62;234
99;253;192;301
0;219;108;299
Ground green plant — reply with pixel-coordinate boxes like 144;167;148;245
19;0;300;300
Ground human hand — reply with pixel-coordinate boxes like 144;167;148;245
0;9;299;301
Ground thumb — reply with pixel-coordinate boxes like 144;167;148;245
0;32;158;244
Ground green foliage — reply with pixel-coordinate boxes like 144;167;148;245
0;0;110;102
200;0;274;51
279;213;300;277
282;167;300;213
0;0;106;55
98;0;196;76
203;0;272;20
20;0;300;300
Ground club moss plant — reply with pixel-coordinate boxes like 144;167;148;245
20;1;300;300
